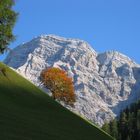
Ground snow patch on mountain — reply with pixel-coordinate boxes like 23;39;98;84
4;35;140;126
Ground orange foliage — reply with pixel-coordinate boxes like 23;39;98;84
41;67;75;105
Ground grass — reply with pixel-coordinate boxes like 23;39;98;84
0;62;114;140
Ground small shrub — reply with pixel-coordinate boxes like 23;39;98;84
0;67;7;76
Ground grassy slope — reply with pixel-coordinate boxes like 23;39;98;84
0;63;114;140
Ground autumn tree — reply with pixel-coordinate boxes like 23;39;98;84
41;67;75;105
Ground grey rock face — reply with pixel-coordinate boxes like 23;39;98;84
4;35;140;126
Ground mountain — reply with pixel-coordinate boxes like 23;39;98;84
0;62;113;140
4;34;140;126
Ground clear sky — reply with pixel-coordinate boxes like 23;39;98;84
1;0;140;63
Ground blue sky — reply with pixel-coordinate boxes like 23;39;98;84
1;0;140;63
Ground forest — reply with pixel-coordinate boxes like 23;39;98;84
102;100;140;140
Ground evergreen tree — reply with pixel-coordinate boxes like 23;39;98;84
119;112;127;139
0;0;17;53
126;136;131;140
137;110;140;130
110;119;118;139
102;122;110;134
136;110;140;139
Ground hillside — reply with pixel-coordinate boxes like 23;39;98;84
4;34;140;126
0;62;113;140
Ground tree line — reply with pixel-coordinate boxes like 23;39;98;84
102;100;140;140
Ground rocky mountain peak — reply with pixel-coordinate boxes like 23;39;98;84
97;51;137;66
4;35;140;126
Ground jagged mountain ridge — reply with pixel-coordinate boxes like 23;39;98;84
4;35;140;126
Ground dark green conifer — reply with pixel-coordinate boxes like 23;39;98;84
0;0;17;53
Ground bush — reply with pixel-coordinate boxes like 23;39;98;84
0;67;7;76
